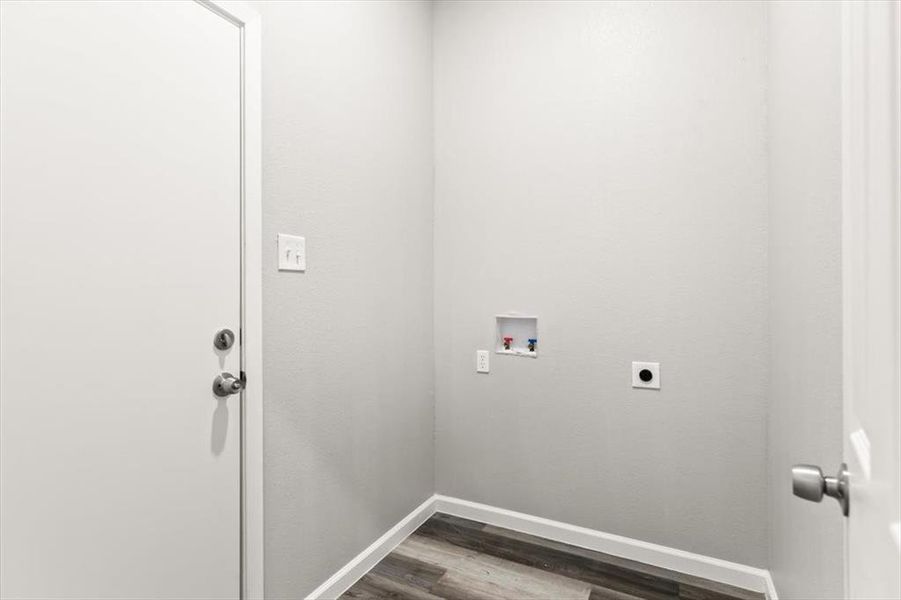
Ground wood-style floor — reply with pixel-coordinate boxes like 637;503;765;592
341;513;765;600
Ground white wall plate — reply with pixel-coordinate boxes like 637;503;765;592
632;361;660;389
476;350;490;373
278;233;306;271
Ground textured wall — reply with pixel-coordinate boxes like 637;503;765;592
257;2;435;597
767;2;844;597
433;0;769;567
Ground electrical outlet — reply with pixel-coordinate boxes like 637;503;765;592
476;350;490;374
632;361;660;389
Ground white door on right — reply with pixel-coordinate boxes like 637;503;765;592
842;1;901;598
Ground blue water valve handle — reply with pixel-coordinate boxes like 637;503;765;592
527;338;537;351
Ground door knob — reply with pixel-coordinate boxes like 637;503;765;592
213;372;244;397
791;463;849;516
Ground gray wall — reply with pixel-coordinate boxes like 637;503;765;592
433;0;769;567
256;1;844;594
767;2;844;598
258;1;435;597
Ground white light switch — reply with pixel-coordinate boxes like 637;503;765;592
632;361;660;389
278;234;305;272
476;350;490;374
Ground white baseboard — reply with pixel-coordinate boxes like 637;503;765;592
307;493;777;600
305;495;437;600
435;495;773;597
763;571;779;600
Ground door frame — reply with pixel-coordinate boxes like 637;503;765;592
197;2;263;598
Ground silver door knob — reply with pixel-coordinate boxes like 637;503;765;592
791;463;849;516
213;372;244;397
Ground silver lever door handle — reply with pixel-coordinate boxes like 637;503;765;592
791;463;849;516
213;372;244;397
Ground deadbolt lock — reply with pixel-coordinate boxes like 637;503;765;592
214;328;235;350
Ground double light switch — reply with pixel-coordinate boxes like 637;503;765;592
278;233;306;272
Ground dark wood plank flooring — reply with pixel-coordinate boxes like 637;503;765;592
341;513;764;600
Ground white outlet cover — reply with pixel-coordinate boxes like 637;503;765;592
278;233;305;272
632;361;660;389
476;350;490;374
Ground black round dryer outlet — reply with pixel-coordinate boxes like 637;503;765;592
639;369;654;382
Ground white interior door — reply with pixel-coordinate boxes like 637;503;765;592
0;1;243;597
842;1;901;598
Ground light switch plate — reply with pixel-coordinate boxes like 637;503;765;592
278;233;305;272
632;361;660;389
476;350;490;374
